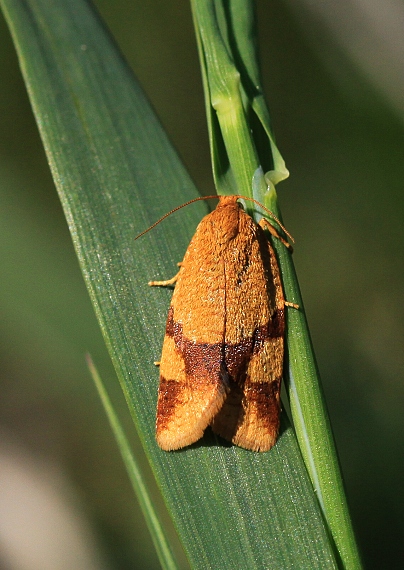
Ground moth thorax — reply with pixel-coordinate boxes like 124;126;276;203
211;205;240;245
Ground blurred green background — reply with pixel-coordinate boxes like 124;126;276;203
1;1;403;568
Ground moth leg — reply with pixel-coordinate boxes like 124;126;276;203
259;218;293;251
149;263;182;287
285;300;299;309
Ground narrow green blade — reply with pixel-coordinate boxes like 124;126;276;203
87;355;178;570
190;2;362;568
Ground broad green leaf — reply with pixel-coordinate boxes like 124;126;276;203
1;0;340;567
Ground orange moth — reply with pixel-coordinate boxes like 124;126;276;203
145;194;296;452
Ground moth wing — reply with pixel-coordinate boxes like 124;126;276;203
211;215;285;452
156;216;229;451
211;336;283;452
156;333;228;450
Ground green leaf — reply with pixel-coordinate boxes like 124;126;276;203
87;355;178;570
1;0;342;567
191;3;362;569
191;0;288;204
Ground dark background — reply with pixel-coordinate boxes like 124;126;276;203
1;1;403;568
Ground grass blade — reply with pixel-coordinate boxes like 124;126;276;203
191;2;362;568
87;355;179;570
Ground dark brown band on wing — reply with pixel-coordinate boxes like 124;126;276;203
157;372;227;432
157;377;182;431
165;306;284;382
243;377;281;427
211;375;281;446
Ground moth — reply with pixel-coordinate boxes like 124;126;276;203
147;194;296;452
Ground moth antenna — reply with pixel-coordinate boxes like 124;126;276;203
231;195;294;244
134;193;294;244
134;195;219;240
